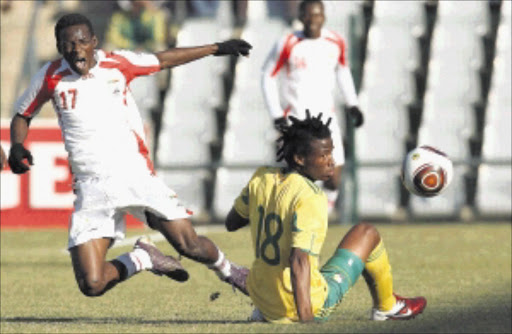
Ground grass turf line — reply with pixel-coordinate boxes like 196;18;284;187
1;223;511;333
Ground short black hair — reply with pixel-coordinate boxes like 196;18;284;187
276;110;332;168
54;13;94;43
299;0;324;16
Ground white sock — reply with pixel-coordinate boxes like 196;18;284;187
115;248;152;279
208;249;231;279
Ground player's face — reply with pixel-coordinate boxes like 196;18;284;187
58;24;98;75
300;2;325;38
296;137;335;182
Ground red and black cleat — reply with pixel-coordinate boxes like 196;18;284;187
371;293;427;321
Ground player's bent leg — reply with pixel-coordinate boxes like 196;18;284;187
146;212;249;295
70;238;121;297
146;213;218;264
314;223;381;321
316;248;365;321
337;222;381;260
340;224;428;321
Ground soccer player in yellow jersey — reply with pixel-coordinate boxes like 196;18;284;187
223;111;427;323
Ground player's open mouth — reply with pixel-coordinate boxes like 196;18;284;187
74;58;87;71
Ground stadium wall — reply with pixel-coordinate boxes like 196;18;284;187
0;119;142;229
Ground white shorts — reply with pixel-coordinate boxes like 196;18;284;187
67;174;191;249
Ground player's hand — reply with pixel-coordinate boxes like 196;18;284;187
214;39;252;57
8;143;33;174
348;106;364;128
273;117;287;131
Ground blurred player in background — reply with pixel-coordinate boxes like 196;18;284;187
8;13;251;297
261;0;364;216
224;111;426;323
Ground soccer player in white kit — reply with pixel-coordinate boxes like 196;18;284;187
8;14;251;297
261;0;364;214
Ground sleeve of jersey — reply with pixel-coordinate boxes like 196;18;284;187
291;194;327;256
233;184;250;219
14;62;52;118
261;40;285;120
111;50;161;83
233;167;267;218
336;62;359;107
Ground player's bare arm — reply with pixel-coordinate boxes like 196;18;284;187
290;247;314;322
8;114;33;174
225;208;249;232
156;39;252;69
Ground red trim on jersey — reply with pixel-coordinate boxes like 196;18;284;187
22;59;64;117
325;33;346;66
132;130;155;175
271;34;302;77
283;105;292;118
100;52;160;84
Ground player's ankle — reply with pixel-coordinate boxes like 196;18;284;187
208;250;232;279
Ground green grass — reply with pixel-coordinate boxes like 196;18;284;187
1;223;511;333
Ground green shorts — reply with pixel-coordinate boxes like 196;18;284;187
314;249;364;322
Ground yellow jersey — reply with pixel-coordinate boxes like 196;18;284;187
233;167;329;323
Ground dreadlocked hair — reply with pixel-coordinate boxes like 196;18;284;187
276;109;332;168
55;13;94;43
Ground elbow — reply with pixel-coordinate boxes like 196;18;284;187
225;221;238;232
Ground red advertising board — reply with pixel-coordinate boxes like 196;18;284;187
0;119;142;229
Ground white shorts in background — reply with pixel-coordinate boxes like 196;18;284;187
67;174;191;249
329;121;345;167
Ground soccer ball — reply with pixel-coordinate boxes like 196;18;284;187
401;145;454;197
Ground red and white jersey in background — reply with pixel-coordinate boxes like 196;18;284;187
261;28;359;120
14;49;160;180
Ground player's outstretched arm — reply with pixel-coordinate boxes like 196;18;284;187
290;248;314;322
8;114;33;174
156;39;252;69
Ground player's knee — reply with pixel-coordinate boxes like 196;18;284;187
77;276;106;297
356;222;381;244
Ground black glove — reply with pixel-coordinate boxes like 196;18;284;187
274;117;287;131
214;39;252;56
8;143;33;174
348;106;364;128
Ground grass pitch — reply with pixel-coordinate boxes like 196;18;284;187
1;223;511;333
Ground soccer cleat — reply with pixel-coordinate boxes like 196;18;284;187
134;236;189;282
223;261;250;296
371;293;427;321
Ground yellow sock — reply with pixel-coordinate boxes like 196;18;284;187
364;240;396;311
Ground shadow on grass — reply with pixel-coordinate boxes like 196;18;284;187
0;317;250;325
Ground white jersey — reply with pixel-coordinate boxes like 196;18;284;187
14;49;160;179
261;28;359;120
